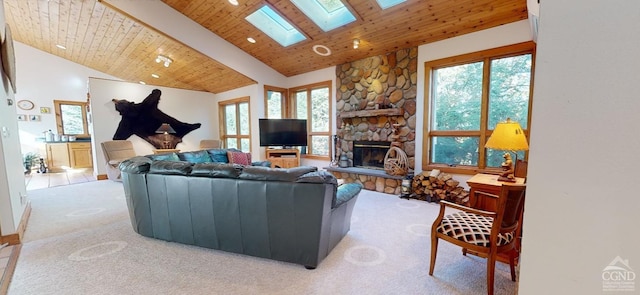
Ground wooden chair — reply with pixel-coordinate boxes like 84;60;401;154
429;184;526;295
101;140;137;182
199;139;221;150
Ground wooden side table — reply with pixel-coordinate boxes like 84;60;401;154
153;149;180;154
466;173;526;264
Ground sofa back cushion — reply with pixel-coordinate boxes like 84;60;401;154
191;163;243;178
227;150;252;166
239;166;317;182
148;153;181;162
178;150;212;163
149;160;193;175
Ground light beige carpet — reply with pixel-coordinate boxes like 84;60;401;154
9;180;517;294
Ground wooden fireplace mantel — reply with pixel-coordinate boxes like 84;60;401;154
339;108;404;119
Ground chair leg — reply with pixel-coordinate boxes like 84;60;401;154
509;251;517;281
487;251;497;295
429;236;439;275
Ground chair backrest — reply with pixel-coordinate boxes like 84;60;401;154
101;140;136;162
514;159;528;178
497;184;527;231
199;139;221;149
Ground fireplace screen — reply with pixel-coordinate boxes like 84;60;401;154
353;141;391;169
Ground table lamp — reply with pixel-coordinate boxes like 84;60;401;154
155;123;176;149
484;118;529;182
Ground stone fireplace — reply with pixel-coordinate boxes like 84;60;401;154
326;47;418;195
353;140;391;169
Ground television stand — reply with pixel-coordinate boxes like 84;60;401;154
266;148;300;169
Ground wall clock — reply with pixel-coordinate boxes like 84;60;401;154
17;99;34;110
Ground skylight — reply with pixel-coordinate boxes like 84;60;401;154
291;0;356;32
375;0;407;10
245;6;306;47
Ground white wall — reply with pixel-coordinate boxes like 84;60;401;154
0;0;27;235
13;42;119;157
518;1;640;294
89;78;216;176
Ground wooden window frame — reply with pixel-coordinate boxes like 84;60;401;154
422;42;536;175
264;85;288;118
289;81;332;160
218;97;251;152
53;99;90;138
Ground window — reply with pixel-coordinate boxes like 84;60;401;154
264;81;332;160
423;42;535;174
245;5;306;47
54;100;89;138
264;85;287;119
219;97;251;152
290;81;331;159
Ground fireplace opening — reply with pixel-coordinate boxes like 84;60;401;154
353;141;391;170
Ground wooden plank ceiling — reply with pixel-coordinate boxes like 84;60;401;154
3;0;528;94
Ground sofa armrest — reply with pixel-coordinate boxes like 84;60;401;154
334;183;363;208
119;156;152;174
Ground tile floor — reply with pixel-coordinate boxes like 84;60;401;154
24;168;96;190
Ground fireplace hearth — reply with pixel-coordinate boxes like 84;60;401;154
353;141;391;170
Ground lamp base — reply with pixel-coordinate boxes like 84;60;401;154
497;176;517;182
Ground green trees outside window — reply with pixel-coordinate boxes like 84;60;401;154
424;42;535;173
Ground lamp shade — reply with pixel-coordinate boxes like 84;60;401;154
155;123;176;134
485;118;529;151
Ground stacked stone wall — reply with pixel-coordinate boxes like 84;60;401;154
335;47;418;170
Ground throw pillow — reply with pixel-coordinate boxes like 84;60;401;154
227;151;252;166
178;150;212;163
206;149;230;163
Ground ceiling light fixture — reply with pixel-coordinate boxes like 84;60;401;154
155;55;173;67
312;45;332;56
247;37;256;43
151;74;160;78
353;38;360;49
139;81;146;85
56;44;66;50
228;0;239;5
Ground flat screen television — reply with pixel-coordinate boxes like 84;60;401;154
259;118;308;148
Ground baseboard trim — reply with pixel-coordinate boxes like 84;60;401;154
0;201;31;246
96;174;108;180
0;244;22;295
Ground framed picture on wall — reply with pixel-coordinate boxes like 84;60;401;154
17;114;27;121
29;115;41;122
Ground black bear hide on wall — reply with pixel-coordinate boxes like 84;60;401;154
112;89;201;149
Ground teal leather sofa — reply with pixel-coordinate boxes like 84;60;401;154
119;155;362;269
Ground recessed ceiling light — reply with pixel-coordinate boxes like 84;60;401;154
247;37;256;43
151;74;160;78
228;0;239;5
139;81;146;85
56;44;66;50
353;38;360;49
312;45;331;56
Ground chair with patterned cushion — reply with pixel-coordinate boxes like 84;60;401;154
429;184;526;295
